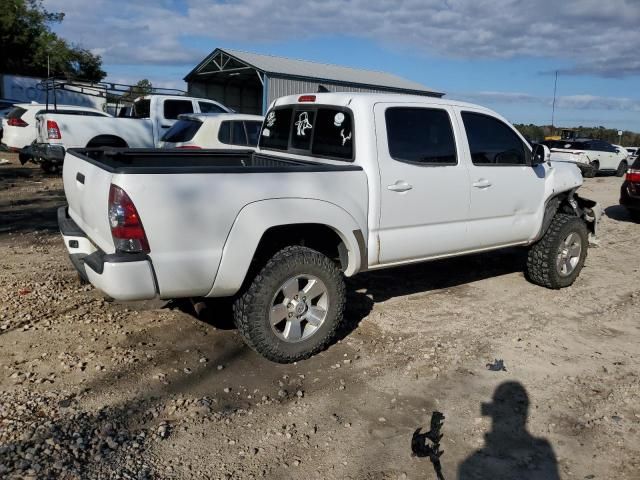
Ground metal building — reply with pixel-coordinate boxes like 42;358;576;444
184;48;444;115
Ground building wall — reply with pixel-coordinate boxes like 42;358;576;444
188;80;262;114
266;76;438;108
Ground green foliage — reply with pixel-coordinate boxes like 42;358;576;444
514;123;640;146
0;0;106;82
121;79;154;102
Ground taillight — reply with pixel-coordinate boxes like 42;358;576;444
108;184;150;253
177;145;201;149
8;117;28;127
626;169;640;183
298;95;316;102
47;120;61;139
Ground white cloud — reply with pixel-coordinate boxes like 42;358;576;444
43;0;640;77
450;91;640;112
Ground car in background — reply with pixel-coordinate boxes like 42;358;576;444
545;139;629;177
625;146;638;156
160;113;264;150
0;100;16;145
2;103;110;153
620;156;640;222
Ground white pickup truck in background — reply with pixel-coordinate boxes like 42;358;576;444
29;95;231;171
58;92;600;363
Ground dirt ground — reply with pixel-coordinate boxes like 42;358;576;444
1;152;638;480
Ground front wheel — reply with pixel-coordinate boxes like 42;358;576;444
616;161;627;177
526;214;588;289
233;246;346;363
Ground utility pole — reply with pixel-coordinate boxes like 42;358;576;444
551;70;558;129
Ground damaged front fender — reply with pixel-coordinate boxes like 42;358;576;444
573;193;602;245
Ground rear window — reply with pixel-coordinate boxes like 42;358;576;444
260;108;293;151
132;100;150;119
259;106;354;160
164;100;194;119
161;119;202;143
7;107;26;119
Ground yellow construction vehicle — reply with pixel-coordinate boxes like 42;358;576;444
545;128;578;141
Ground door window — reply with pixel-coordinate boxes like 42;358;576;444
462;112;528;166
164;100;194;119
385;107;457;165
245;121;262;146
231;121;247;145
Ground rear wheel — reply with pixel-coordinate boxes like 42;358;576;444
526;214;588;289
615;161;627;177
233;245;345;363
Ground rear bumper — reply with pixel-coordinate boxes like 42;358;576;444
57;206;157;300
620;182;640;211
31;143;65;164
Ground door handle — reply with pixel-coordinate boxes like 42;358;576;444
472;179;492;189
161;124;171;128
387;180;413;192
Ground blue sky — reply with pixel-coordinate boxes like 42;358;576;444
44;0;640;132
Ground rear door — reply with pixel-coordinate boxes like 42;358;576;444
375;103;471;264
459;110;547;247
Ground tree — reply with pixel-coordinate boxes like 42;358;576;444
121;79;154;102
0;0;106;82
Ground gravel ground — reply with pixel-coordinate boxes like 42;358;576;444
0;153;638;479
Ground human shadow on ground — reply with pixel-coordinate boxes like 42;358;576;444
456;381;560;480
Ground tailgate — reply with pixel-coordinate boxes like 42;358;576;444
62;151;115;253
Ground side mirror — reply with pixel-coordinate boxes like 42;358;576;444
531;143;550;166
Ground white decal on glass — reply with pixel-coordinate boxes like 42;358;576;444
295;112;313;136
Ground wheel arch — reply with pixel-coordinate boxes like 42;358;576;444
534;189;599;242
207;198;366;298
86;135;128;148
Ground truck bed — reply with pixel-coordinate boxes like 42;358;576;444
68;148;363;174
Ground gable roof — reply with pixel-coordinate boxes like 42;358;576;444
185;48;443;96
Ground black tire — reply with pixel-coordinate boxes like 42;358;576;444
590;161;599;177
526;214;588;289
40;161;59;174
582;165;595;178
233;245;346;363
615;161;627;177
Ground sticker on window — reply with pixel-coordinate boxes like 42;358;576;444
340;129;352;146
262;128;271;137
266;111;276;127
295;112;313;136
334;112;345;127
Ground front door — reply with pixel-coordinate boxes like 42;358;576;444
375;103;471;265
459;110;548;248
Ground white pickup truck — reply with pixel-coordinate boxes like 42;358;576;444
58;92;600;363
30;95;231;171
